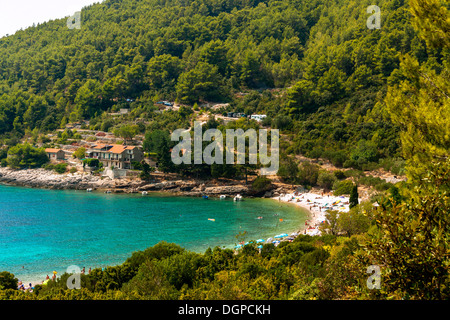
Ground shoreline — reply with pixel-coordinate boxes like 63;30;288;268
274;191;355;237
1;167;320;287
15;196;313;288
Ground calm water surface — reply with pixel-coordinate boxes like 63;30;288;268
0;184;308;282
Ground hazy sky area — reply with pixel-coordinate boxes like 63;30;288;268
0;0;101;38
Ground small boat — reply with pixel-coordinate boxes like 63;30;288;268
257;216;263;220
202;195;209;199
86;188;92;192
208;218;215;222
233;194;243;201
104;190;111;194
142;191;148;195
220;195;226;200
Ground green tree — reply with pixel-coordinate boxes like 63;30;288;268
143;130;173;173
73;147;86;159
6;144;49;169
0;271;18;290
176;62;223;104
74;79;102;119
367;160;449;299
317;171;337;191
385;0;449;182
349;184;359;209
147;54;182;91
365;0;450;299
113;125;139;145
139;161;154;180
122;260;179;299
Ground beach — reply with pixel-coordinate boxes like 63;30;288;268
274;191;355;237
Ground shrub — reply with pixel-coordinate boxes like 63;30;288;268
333;170;346;180
83;158;101;168
73;147;86;159
6;143;49;169
43;163;55;170
252;176;272;193
54;163;68;174
316;171;337;190
0;271;18;290
332;180;354;195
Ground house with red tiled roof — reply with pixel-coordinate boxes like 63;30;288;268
45;148;65;161
85;144;144;169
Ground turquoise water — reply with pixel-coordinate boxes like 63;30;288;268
0;184;308;283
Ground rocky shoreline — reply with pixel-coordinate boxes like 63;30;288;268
0;167;296;198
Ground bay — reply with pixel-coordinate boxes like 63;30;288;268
0;184;308;283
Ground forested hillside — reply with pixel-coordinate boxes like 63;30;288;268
0;0;440;171
0;0;449;301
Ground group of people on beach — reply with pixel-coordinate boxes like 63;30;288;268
17;267;93;291
17;281;34;292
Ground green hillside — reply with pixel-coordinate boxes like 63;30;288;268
0;0;438;170
0;0;448;300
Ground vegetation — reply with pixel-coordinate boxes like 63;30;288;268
0;0;448;301
0;0;432;172
6;144;48;169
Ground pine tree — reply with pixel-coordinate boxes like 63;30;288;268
384;0;449;181
349;184;358;209
366;0;450;299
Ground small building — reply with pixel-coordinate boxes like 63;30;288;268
85;144;144;170
45;148;65;161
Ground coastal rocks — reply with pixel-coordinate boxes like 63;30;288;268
138;180;186;191
0;167;252;197
203;185;249;195
0;167;113;190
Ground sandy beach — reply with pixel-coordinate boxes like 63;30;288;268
274;191;355;237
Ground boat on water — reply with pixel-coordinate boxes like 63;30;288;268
220;195;227;199
202;195;209;199
233;194;243;201
142;191;148;195
104;190;111;194
86;188;93;192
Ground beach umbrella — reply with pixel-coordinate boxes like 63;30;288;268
257;245;263;249
275;233;288;238
266;237;273;243
234;244;242;249
256;239;265;243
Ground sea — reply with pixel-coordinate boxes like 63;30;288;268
0;184;308;283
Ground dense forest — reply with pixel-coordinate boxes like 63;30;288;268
0;0;448;300
0;0;436;170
